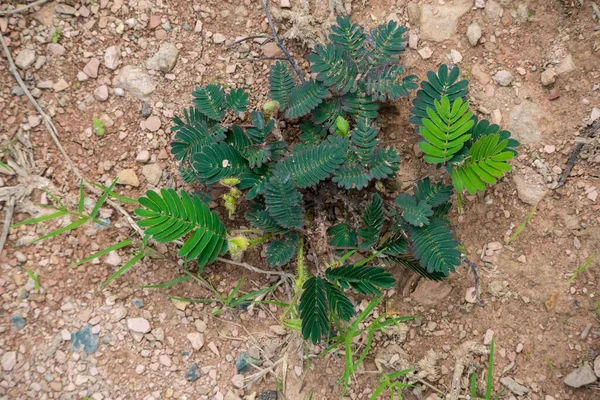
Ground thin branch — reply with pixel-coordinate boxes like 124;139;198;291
0;33;144;238
555;118;600;189
0;0;48;16
261;0;305;83
0;198;15;255
216;256;295;280
461;254;484;307
229;35;273;47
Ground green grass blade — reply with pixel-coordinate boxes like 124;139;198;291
0;160;13;173
231;284;278;307
25;269;40;291
78;181;85;213
387;368;413;380
73;238;133;266
568;253;595;284
10;210;68;228
169;296;218;303
227;277;245;305
32;218;88;243
137;274;191;289
88;181;139;204
470;371;478;397
485;336;495;399
42;188;66;209
508;205;536;243
90;178;118;219
101;251;145;287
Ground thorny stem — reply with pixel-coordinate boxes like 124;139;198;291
555;118;600;189
461;254;484;307
229;35;273;47
261;0;306;83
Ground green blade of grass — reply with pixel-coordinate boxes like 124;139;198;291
231;284;277;307
25;269;40;291
568;253;595;284
485;336;495;399
11;210;68;228
101;251;145;287
169;296;218;303
0;160;13;173
90;178;118;219
227;277;245;305
508;205;536;243
42;188;66;209
88;181;139;204
137;274;191;289
73;238;133;266
78;181;85;213
32;217;88;243
470;371;478;398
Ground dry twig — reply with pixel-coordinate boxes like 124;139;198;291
0;0;48;16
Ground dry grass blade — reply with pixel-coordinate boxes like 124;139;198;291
0;0;48;16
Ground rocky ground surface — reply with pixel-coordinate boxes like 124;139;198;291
0;0;600;399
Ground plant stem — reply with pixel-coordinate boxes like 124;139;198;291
260;0;305;83
461;254;484;307
0;0;48;16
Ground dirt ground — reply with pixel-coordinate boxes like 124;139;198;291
1;0;599;399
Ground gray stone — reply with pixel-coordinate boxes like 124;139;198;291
15;49;36;69
113;306;127;322
420;0;471;42
466;22;482;46
1;351;17;371
564;364;597;388
146;43;179;72
83;58;100;78
448;49;462;64
418;47;433;59
507;101;543;144
48;43;66;56
556;54;575;75
408;34;418;49
494;70;513;86
187;332;204;350
485;0;504;20
104;46;120;70
113;66;156;100
261;42;281;58
105;251;121;266
142;164;163;186
212;33;226;44
127;317;151;334
594;356;600;378
55;4;76;15
512;166;548;206
93;85;109;102
541;68;556;86
136;150;150;163
410;280;451;305
500;377;529;396
407;2;421;26
475;0;486;8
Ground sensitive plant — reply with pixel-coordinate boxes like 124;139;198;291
13;16;519;347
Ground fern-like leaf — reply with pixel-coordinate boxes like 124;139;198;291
171;109;227;162
325;265;396;295
408;218;461;275
309;43;358;95
266;231;299;267
299;121;328;145
264;168;304;228
225;88;249;114
192;83;226;121
395;193;433;227
351;118;379;164
192;142;247;185
285;80;329;119
246;112;275;144
450;133;514;194
357;193;384;249
238;167;271;200
414;178;453;207
329;16;366;62
328;223;358;250
240;144;271;169
383;255;448;281
269;61;296;107
418;96;474;163
364;66;418;101
410;64;469;126
135;189;226;266
332;154;370;190
379;234;409;256
324;281;355;322
245;208;287;234
225;125;252;150
368;20;408;66
341;92;380;120
300;276;329;344
367;147;400;180
280;140;347;188
313;97;345;133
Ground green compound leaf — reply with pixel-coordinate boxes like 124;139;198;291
413;177;453;207
192;83;226;121
269;61;296;107
300;276;330;344
395;193;433;227
225;88;249;114
408;218;461;275
325;265;396;295
266;231;299;267
284;80;329;120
